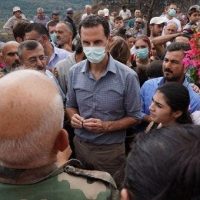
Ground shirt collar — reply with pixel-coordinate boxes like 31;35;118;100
158;76;188;86
81;54;117;74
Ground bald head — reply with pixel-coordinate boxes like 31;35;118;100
0;70;65;168
2;41;20;69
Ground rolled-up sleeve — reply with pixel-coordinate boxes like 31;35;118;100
124;72;142;119
65;68;78;109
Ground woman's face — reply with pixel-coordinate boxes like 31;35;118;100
127;37;135;49
135;39;149;50
149;91;177;125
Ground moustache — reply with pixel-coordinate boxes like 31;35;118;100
12;61;21;68
164;68;173;73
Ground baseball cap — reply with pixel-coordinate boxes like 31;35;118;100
13;6;21;13
66;8;73;14
150;17;166;25
188;5;200;13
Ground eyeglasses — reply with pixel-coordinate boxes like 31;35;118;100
28;55;48;65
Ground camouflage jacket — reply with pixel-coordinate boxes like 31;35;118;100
0;162;119;200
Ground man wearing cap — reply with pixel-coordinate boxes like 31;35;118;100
183;5;200;36
3;6;27;34
64;8;77;39
33;7;50;26
149;17;166;39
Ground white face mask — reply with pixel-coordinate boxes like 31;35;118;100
83;46;106;63
168;8;176;17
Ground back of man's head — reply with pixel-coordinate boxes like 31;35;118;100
122;124;200;200
25;23;50;39
166;41;190;52
13;21;30;43
0;70;64;168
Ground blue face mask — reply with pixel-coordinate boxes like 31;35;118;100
83;46;106;63
168;8;176;17
50;32;57;44
135;47;149;60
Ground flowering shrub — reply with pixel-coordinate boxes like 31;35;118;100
183;32;200;84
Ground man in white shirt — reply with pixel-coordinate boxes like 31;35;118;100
119;5;131;21
81;5;93;21
162;3;182;32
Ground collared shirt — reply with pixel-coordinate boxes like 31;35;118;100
55;53;76;95
119;9;132;20
3;14;27;34
163;16;182;32
47;45;72;70
33;15;50;26
141;77;200;118
45;69;65;102
66;55;141;144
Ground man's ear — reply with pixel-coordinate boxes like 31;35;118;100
120;188;130;200
149;25;153;32
42;34;50;45
54;129;69;152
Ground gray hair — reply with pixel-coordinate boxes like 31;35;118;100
57;21;73;33
0;70;64;167
18;40;42;59
37;7;44;13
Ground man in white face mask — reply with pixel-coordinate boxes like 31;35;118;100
66;15;141;186
163;3;182;32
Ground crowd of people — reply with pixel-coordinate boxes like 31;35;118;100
0;3;200;199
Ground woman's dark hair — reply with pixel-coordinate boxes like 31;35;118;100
135;35;151;51
157;82;192;124
109;36;130;64
146;60;163;78
124;124;200;200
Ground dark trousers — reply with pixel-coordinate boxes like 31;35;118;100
74;136;126;187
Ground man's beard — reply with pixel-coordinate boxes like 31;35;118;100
11;61;21;69
165;75;180;82
163;68;181;82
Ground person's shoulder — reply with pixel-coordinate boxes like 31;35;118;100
45;15;50;20
112;57;137;75
56;53;76;69
70;59;87;71
5;16;15;22
33;15;37;21
54;46;72;57
142;77;162;89
58;165;119;199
